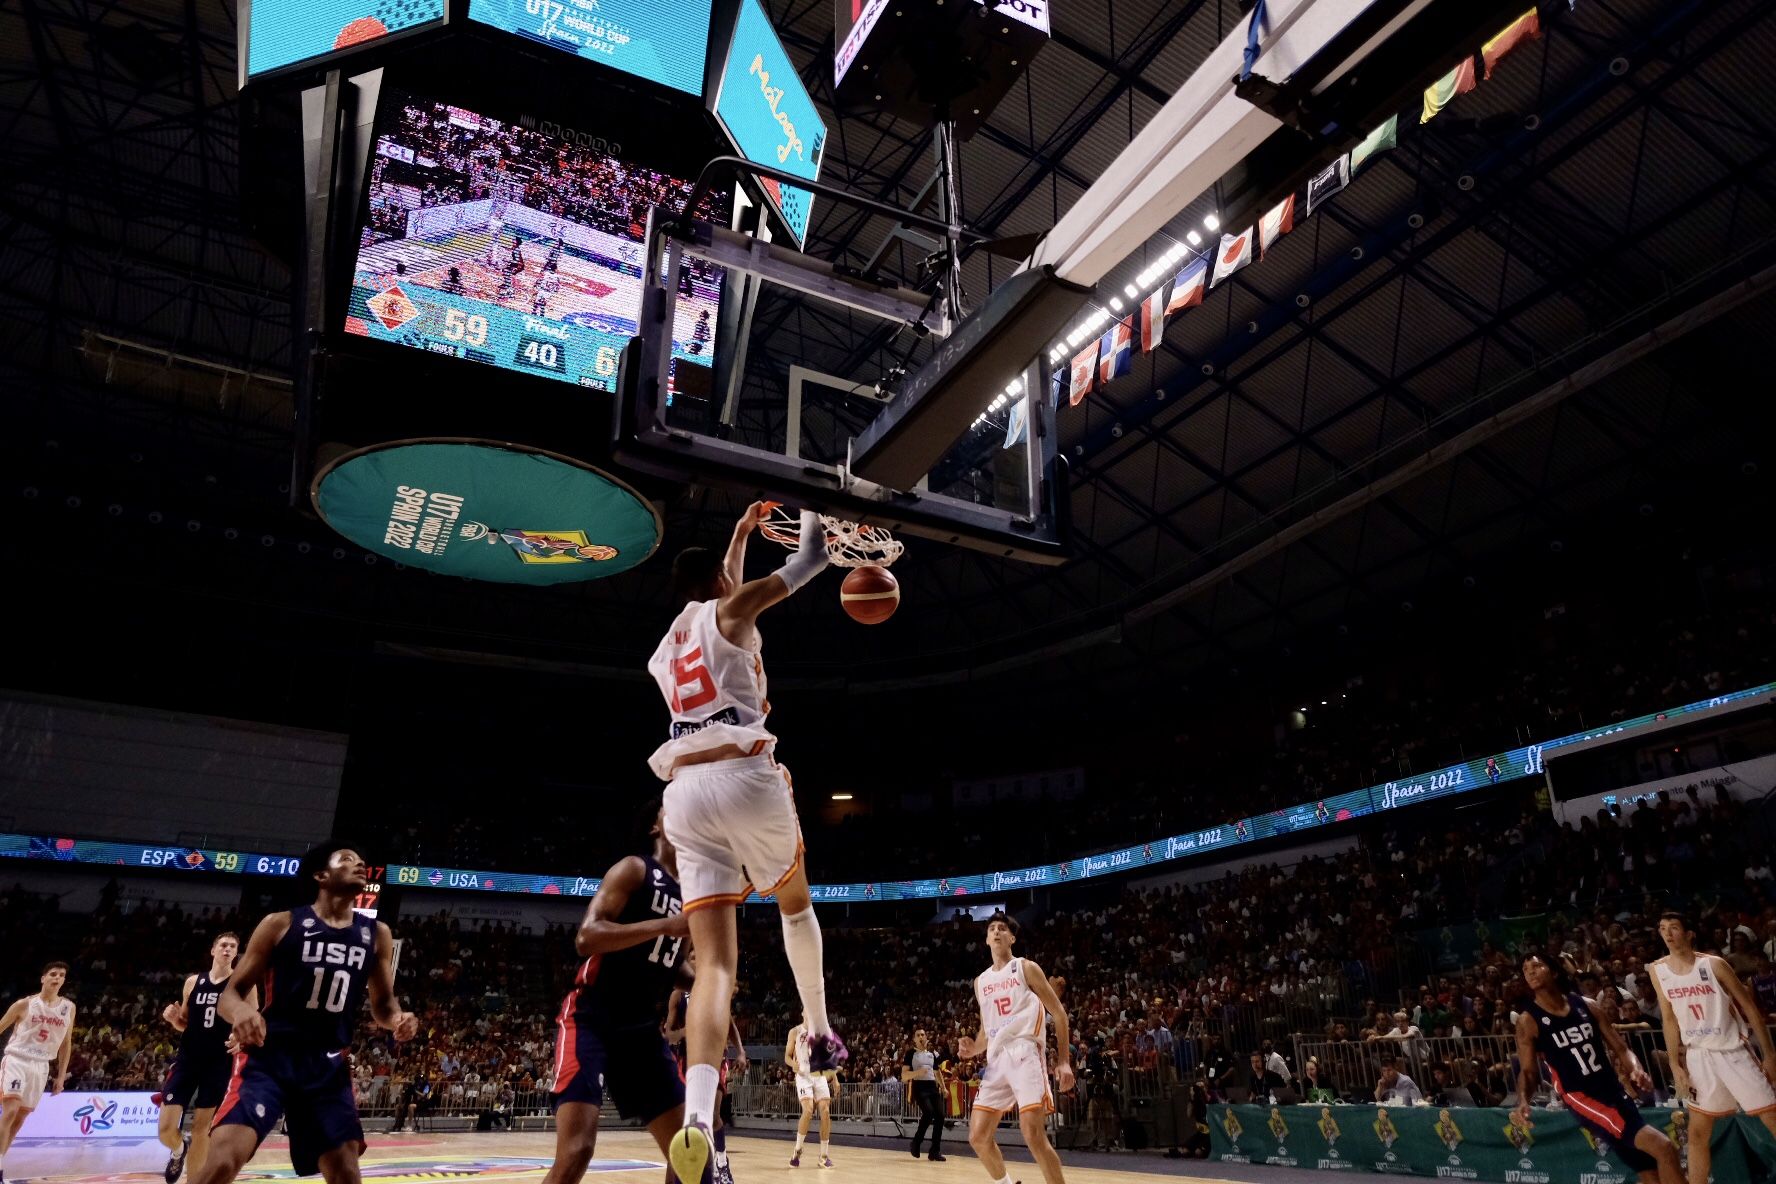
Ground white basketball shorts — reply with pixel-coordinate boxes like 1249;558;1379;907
973;1042;1053;1116
1;1054;49;1109
1686;1045;1776;1116
663;754;803;913
795;1073;831;1102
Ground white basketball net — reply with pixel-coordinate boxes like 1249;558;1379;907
757;504;904;569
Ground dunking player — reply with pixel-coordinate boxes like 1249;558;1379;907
192;846;419;1184
544;799;698;1184
1649;911;1776;1183
159;932;252;1183
1514;954;1683;1184
785;1016;836;1168
960;913;1073;1184
649;502;848;1184
666;960;746;1184
0;962;74;1183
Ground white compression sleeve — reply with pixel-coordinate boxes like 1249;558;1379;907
775;510;829;593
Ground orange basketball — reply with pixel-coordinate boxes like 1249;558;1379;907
840;565;899;624
334;16;388;47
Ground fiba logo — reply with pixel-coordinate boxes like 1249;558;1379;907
71;1097;116;1134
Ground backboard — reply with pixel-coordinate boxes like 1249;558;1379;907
614;197;1075;564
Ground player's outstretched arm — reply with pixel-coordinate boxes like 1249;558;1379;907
1590;996;1651;1094
1647;964;1689;1095
1513;1012;1541;1123
0;998;27;1041
1023;959;1075;1092
52;1002;73;1093
574;855;689;958
784;1028;799;1069
722;501;768;589
163;973;198;1032
719;509;827;639
370;921;419;1041
221;913;289;1048
1708;954;1776;1084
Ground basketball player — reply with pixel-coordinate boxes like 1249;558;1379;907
191;845;419;1184
785;1017;837;1167
649;501;848;1184
666;965;746;1184
1514;954;1683;1184
960;913;1073;1184
158;932;252;1183
544;800;698;1184
0;962;74;1182
1649;911;1776;1183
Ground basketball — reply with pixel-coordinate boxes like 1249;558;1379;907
840;565;899;624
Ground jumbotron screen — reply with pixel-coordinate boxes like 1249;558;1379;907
344;93;727;390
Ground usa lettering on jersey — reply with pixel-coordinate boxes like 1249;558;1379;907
303;939;370;969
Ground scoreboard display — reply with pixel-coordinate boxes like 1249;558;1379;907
343;91;727;389
243;0;447;81
465;0;714;96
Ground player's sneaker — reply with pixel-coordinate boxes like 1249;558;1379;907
164;1135;190;1182
714;1158;736;1184
790;1148;802;1167
807;1031;849;1071
820;1155;834;1169
670;1122;714;1184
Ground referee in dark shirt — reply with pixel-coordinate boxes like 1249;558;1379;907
902;1027;945;1160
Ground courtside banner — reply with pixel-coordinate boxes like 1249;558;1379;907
20;1091;160;1139
310;440;661;584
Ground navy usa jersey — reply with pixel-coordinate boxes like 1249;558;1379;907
1527;992;1621;1096
179;970;234;1062
264;905;378;1052
566;856;682;1031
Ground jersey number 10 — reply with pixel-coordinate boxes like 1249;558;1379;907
306;968;352;1013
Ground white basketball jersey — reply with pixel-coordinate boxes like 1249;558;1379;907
976;957;1045;1059
647;599;776;780
1656;957;1746;1051
5;995;73;1063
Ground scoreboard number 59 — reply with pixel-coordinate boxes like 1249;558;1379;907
442;309;489;346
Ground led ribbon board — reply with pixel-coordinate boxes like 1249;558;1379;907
465;0;714;94
244;0;446;79
712;0;826;246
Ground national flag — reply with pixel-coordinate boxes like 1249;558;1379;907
1306;154;1350;218
1210;227;1254;287
1258;194;1295;258
1483;9;1541;79
1098;316;1134;384
1067;344;1096;406
1165;258;1208;315
1003;396;1029;448
1140;286;1167;352
1351;114;1398;173
1421;57;1477;124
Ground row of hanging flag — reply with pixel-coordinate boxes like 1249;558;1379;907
1008;5;1553;449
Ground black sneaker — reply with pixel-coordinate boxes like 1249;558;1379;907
164;1135;190;1183
930;1153;947;1162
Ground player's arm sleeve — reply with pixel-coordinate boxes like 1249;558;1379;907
1712;955;1776;1058
774;510;829;593
220;914;286;1028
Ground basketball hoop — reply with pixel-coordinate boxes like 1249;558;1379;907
757;504;904;569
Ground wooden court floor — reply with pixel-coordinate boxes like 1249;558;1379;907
7;1127;1309;1184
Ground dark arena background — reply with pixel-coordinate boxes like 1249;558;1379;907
5;0;1776;1182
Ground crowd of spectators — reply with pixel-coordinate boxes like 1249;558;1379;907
0;771;1770;1142
362;101;722;245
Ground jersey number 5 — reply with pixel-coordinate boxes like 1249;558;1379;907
669;650;717;713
